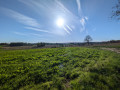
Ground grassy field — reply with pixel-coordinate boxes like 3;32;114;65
0;47;120;90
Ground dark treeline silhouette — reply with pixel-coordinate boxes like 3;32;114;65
0;43;9;46
0;42;33;47
9;42;27;46
0;40;120;48
109;40;120;43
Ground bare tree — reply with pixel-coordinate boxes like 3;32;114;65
84;35;92;45
112;0;120;20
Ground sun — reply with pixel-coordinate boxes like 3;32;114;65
56;18;64;27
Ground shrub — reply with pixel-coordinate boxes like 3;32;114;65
37;42;45;47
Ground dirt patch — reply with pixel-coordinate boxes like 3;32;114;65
102;48;120;53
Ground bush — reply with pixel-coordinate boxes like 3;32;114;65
37;42;45;47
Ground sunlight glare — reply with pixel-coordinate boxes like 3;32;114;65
56;18;64;27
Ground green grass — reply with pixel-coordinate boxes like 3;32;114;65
0;47;120;90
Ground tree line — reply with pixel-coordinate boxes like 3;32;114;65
0;35;120;47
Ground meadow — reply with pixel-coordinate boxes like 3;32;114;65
0;47;120;90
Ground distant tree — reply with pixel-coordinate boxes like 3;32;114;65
112;0;120;20
84;35;92;45
37;42;45;47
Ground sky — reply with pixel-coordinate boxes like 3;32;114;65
0;0;120;43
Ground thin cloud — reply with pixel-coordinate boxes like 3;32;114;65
85;16;88;20
80;18;85;26
14;32;43;37
19;0;79;21
25;27;52;33
55;0;79;20
19;0;57;18
19;0;46;13
14;32;28;36
79;17;88;32
76;0;89;32
0;7;40;28
31;33;43;37
76;0;82;16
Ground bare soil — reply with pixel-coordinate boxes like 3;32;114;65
102;48;120;53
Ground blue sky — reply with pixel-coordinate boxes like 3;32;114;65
0;0;120;43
